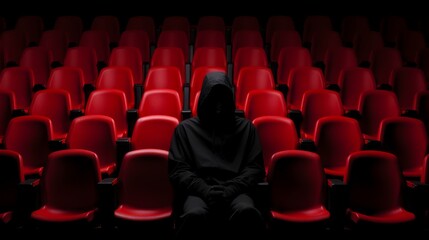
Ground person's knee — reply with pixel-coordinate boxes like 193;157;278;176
233;205;262;221
182;207;209;220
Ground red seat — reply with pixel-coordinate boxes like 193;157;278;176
162;16;190;41
151;47;185;82
109;46;143;85
415;91;429;142
119;30;150;63
358;90;400;140
266;16;295;44
345;151;415;225
138;89;182;121
0;89;15;144
66;115;117;176
314;116;363;178
64;47;98;85
303;16;332;47
194;30;226;51
310;30;342;64
85;89;128;138
268;150;330;223
253;116;298;173
54;16;83;46
235;66;274;110
31;149;101;223
79;30;110;65
29;89;72;140
0;150;24;224
233;47;268;86
157;30;189;62
1;30;26;66
231;16;260;40
192;47;226;73
300;89;343;140
48;67;85;110
380;16;408;47
370;48;402;87
397;30;426;65
324;47;357;86
39;30;69;65
418;48;429;85
244;89;286;121
270;30;302;63
0;67;34;111
20;46;52;87
115;149;173;223
232;30;264;60
131;116;179;151
353;31;383;66
389;67;426;112
197;16;225;32
380;117;428;178
277;47;312;86
125;16;156;44
145;66;183;104
340;16;370;47
91;15;120;44
338;67;375;111
15;16;44;46
4;116;53;176
287;67;324;111
97;66;135;109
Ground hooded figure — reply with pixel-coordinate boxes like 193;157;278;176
168;72;265;240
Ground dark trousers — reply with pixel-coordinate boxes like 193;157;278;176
175;194;265;240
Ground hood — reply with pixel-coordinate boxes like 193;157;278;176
197;72;236;129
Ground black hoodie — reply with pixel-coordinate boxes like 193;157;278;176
168;72;265;201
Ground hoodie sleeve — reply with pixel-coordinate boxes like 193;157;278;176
221;123;265;199
168;124;210;199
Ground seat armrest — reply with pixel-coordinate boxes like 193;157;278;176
98;178;118;226
327;179;347;230
17;178;40;224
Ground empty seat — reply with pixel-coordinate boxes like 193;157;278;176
358;90;400;140
39;30;69;65
31;149;101;223
54;16;83;46
29;89;71;140
162;16;190;41
192;47;227;72
277;47;312;86
389;67;426;112
1;30;26;66
265;16;295;44
114;149;173;224
15;16;43;46
195;30;226;51
371;48;403;87
97;66;135;109
91;15;120;45
310;30;342;65
340;16;370;47
314;116;363;178
233;47;268;86
397;30;426;65
338;67;375;111
197;16;225;32
151;47;185;82
66;115;117;176
48;67;85;110
232;30;264;60
79;30;110;65
324;47;357;86
353;31;383;66
231;16;260;40
144;66;183;103
380;117;428;178
119;30;150;63
418;48;429;85
64;47;98;85
244;89;286;121
235;66;274;110
0;150;24;224
270;30;302;63
138;89;182;121
345;150;415;225
303;16;332;47
0;67;34;111
109;46;143;85
287;67;324;111
125;16;156;44
268;150;330;224
4;115;53;176
157;30;189;62
0;89;15;144
20;46;52;87
85;89;128;138
131;116;179;151
380;16;408;47
300;89;343;140
253;116;298;173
